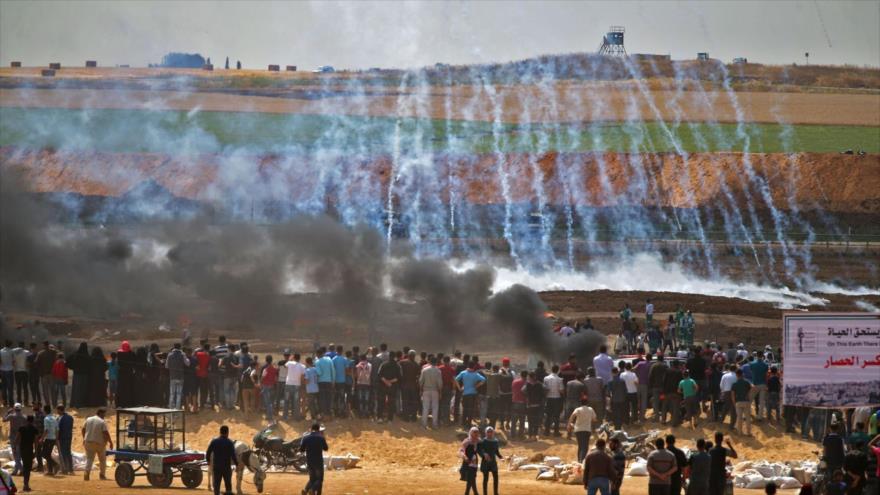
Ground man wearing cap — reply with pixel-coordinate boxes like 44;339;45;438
4;403;26;475
299;423;328;495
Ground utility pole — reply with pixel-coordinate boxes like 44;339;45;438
805;52;809;65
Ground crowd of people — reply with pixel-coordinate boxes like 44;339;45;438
2;302;880;494
3;404;111;492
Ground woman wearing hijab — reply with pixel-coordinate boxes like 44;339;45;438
459;426;480;495
134;347;150;406
115;341;136;407
67;342;90;408
477;426;503;495
147;343;164;407
87;346;107;407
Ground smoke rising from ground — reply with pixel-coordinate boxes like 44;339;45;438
2;169;595;359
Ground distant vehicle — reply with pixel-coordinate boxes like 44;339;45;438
732;57;748;64
313;66;335;73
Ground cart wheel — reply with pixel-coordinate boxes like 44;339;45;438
147;466;173;488
181;467;203;489
115;462;135;488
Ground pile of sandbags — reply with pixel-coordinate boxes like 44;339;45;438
732;461;801;490
506;454;584;484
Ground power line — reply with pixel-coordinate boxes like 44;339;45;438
813;0;833;48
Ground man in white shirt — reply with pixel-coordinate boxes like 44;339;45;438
620;362;640;425
11;342;29;405
559;323;575;337
567;399;597;462
593;345;614;384
283;353;306;421
543;365;565;437
736;344;749;361
645;298;654;323
81;409;112;481
418;356;443;428
0;341;14;407
719;364;738;428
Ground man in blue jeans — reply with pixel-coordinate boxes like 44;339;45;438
331;347;349;418
0;341;16;407
583;438;617;495
314;348;335;418
56;405;74;474
283;353;305;420
454;363;486;428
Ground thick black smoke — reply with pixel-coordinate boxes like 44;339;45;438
391;258;494;344
2;169;595;362
487;284;606;363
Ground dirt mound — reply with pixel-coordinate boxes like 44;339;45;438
3;147;878;214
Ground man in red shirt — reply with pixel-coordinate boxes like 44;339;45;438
260;355;279;420
194;343;211;411
510;370;527;439
559;353;579;384
437;356;456;426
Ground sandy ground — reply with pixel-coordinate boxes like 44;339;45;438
2;84;878;126
9;406;814;494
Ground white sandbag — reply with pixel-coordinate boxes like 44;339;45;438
518;464;548;471
753;462;788;478
627;457;648;476
543;456;562;467
50;450;91;471
507;455;527;471
323;454;360;470
733;460;753;472
771;476;802;489
744;474;767;489
0;447;11;462
536;470;556;480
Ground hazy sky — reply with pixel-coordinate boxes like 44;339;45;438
1;1;878;70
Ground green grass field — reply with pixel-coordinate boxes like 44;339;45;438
1;107;877;154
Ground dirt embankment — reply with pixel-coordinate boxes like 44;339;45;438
3;147;878;214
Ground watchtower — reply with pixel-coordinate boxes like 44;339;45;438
598;26;627;57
